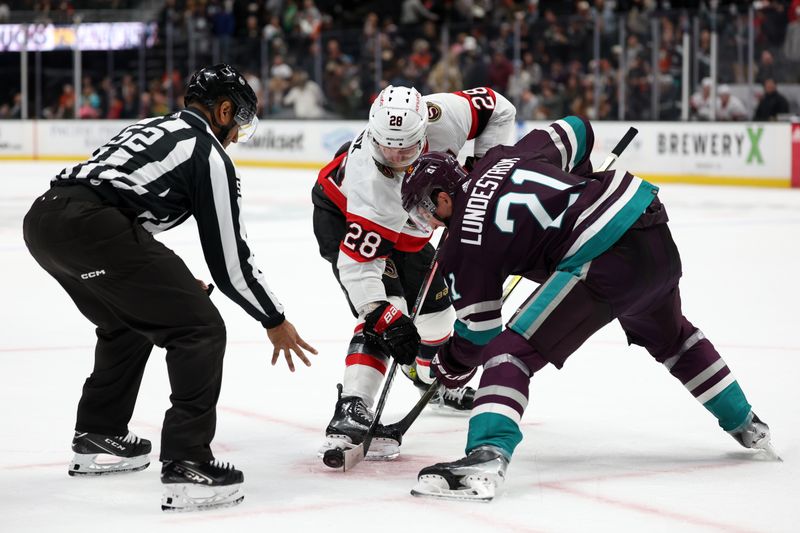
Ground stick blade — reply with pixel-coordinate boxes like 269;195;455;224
342;443;366;471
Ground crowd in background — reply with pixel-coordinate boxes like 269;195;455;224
1;0;799;122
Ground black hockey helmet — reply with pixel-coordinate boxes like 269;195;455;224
185;63;258;142
401;151;468;231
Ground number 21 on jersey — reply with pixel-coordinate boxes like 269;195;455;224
494;169;580;233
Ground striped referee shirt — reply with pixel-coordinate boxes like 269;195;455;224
52;108;285;328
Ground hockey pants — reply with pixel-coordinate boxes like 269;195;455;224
23;185;226;462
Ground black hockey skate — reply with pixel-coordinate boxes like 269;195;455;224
728;411;781;461
401;364;475;414
411;445;509;502
69;431;151;476
161;459;244;512
430;385;476;412
318;384;402;461
410;369;476;413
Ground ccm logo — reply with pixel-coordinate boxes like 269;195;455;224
81;270;106;280
104;438;125;451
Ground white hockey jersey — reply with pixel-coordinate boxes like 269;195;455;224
315;88;516;314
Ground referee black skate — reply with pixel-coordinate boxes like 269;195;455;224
23;64;317;512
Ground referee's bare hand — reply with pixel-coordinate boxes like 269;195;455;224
266;320;318;372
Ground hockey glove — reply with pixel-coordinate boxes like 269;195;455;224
363;302;420;365
431;341;478;389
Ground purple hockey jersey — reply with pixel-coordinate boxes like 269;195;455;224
439;116;660;365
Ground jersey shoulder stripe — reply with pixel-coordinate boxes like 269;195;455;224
545;116;587;172
558;171;659;271
339;211;398;263
395;231;428;253
316;151;348;212
454;87;498;140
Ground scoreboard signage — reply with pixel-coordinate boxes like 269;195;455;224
0;22;156;52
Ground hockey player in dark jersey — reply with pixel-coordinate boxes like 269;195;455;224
22;64;317;511
400;116;776;501
311;85;516;461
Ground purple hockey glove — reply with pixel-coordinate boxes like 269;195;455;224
431;342;477;389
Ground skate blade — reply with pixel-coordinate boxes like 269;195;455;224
69;453;150;476
759;443;783;462
426;402;472;416
161;482;244;512
318;436;399;462
410;474;495;502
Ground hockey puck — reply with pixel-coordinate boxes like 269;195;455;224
322;449;344;469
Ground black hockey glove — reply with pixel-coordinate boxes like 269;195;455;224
363;302;420;365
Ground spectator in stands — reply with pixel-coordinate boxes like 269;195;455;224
517;88;540;121
716;85;748;121
783;5;800;68
120;75;139;119
243;71;265;117
76;77;101;120
488;48;514;95
627;53;651;120
297;0;322;39
690;77;715;121
400;0;438;26
209;0;235;63
427;48;463;94
409;38;434;71
186;1;212;57
513;51;543;93
240;13;263;72
148;81;170;116
56;83;75;119
4;92;21;119
758;0;789;56
460;36;489;88
263;14;283;42
268;55;293;115
283;70;325;118
753;78;790;121
756;50;777;84
537;79;566;120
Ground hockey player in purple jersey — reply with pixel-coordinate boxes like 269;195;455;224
400;116;777;501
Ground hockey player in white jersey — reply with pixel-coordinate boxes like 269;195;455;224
311;85;516;460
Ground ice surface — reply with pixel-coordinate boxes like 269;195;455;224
1;161;799;532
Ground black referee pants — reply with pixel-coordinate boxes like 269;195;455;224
23;186;225;462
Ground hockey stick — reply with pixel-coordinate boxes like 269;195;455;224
326;127;642;469
322;230;449;471
384;268;521;437
499;126;639;303
385;126;641;438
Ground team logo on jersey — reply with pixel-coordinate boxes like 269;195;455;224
426;102;442;122
384;259;399;279
374;160;395;179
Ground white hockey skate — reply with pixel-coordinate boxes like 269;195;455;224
728;411;782;461
318;385;402;461
411;445;509;502
69;431;151;476
160;459;244;512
